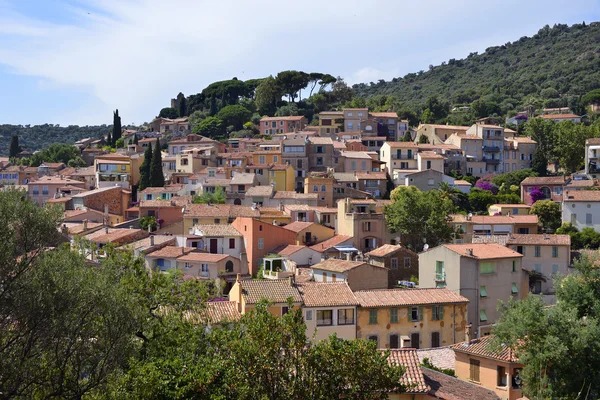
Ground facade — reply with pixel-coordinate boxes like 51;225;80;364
336;198;391;253
304;175;335;207
310;259;388;291
175;253;243;281
187;224;244;256
415;124;469;145
366;244;419;288
281;136;309;191
317;111;344;136
229;276;303;316
562;190;600;232
503;137;536;172
259;116;307;135
520;176;567;205
27;176;87;205
449;214;539;243
465;124;505;173
354;288;469;349
94;153;144;189
297;282;358;342
282;221;335;246
488;204;531;216
585;138;600;177
419;243;526;336
71;186;132;225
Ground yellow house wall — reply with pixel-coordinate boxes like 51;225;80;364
455;352;523;400
296;223;335;245
183;216;228;233
356;304;468;348
130;157;144;186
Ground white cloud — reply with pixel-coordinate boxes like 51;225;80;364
0;0;598;124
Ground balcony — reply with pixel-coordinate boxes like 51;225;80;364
435;273;446;282
483;145;501;152
392;154;416;160
482;157;501;164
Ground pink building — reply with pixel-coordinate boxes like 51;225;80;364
260;116;307;135
520;176;567;205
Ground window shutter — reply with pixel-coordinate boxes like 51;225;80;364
430;306;435;321
419;306;424;321
371;222;377;232
439;306;445;320
407;308;412;322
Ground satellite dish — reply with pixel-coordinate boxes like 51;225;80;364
423;244;429;251
467;213;473;218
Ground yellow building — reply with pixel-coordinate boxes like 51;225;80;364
353;288;469;349
229;276;303;316
182;204;260;233
488;203;531;216
282;221;335;246
94;153;144;189
252;150;282;165
304;175;335;207
268;163;295;192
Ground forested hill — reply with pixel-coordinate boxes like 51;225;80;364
0;124;109;156
354;22;600;113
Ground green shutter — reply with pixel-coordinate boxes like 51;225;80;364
419;306;424;321
480;286;487;297
408;308;412;322
480;310;487;322
430;306;435;321
439;305;445;320
511;283;519;294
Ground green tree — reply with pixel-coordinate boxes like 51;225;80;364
139;215;157;231
418;134;429;144
106;131;112;147
555;121;593;173
177;93;187;117
115;137;124;148
493;254;600;399
149;138;164;187
217;104;252;131
192;186;226;204
530;199;561;232
138;144;152;191
255;76;281;115
112;109;122;146
188;110;207;129
28;143;86;167
276;70;310;102
384;186;454;251
133;133;139;145
491;169;537;190
524;118;556;176
420;108;434;124
158;107;178;119
468;188;497;212
192;116;224;138
9;135;20;158
401;130;412;142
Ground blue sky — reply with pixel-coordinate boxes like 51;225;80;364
0;0;599;126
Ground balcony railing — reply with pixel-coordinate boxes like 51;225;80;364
483;145;501;152
482;157;501;164
391;154;416;160
435;273;446;282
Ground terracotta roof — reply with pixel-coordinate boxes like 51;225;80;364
260;116;305;121
140;197;192;208
283;204;314;211
28;176;86;185
231;173;256;185
506;233;571;246
386;349;429;394
511;136;537;144
564;190;600;202
84;228;147;244
452;335;519;363
297;282;359;307
309;235;353;252
369;112;398;118
541;113;580;119
140;185;184;194
273;191;318;200
70;186;121;198
46;197;72;203
311;259;371;273
490;203;531;208
450;214;538;225
521;176;567;186
201;301;241;324
308;137;334;145
453;180;472;186
417;347;456;371
191;224;242;237
366;244;406;258
184;204;259;218
442;243;523;259
418;151;444;159
422;368;500;400
355;172;387;180
423;124;469;131
282;221;315;233
240;279;303;304
272;244;306;256
354;288;469;308
341;151;375;159
269;163;291;171
63;222;103;235
118;235;175;251
245;185;274;197
146;246;196;258
203;179;232;186
565;179;596;188
177;253;231;263
587;138;600;145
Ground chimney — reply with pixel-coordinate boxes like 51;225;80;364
544;232;549;240
150;235;155;246
466;248;473;256
82;219;88;231
465;323;473;343
289;275;295;286
104;226;109;234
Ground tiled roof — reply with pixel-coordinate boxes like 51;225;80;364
84;228;147;244
118;235;175;251
366;244;405;258
283;204;314;211
521;176;567;186
511;136;537;144
354;288;469;308
245;185;274;197
231;173;256;185
541;113;580;119
587;138;600;145
184;204;259;218
191;224;242;237
177;253;231;263
140;197;192;208
260;116;305;121
308;137;334;145
63;222;103;235
452;335;519;363
273;191;318;200
146;246;196;258
564;190;600;202
333;173;358;182
272;244;306;256
369;112;398;118
442;243;523;259
282;221;315;233
453;180;472;186
309;235;353;252
386;349;429;394
311;259;370;273
422;368;500;400
203;179;232;186
70;186;121;198
341;151;374;159
201;301;241;324
450;214;538;225
418;151;444;159
355;172;387;180
490;203;531;208
423;124;469;131
28;176;86;185
416;347;456;371
140;185;184;194
565;179;596;188
269;163;291;171
240;279;303;304
506;233;571;246
297;282;358;307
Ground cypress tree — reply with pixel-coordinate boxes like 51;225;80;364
133;134;139;145
139;144;152;191
9;135;20;158
402;131;412;142
178;96;187;118
149;138;164;187
106;131;112;147
112;109;122;146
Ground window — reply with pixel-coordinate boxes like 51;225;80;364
409;307;421;322
479;310;488;322
497;366;507;387
552;264;559;274
201;264;209;272
470;359;481;382
282;306;289;316
321;185;326;192
351;161;356;170
535;264;541;272
480;286;487;297
427;160;431;169
259;155;266;164
534;246;541;257
363;221;371;232
410;333;420;349
332;273;336;282
431;305;444;321
305;310;312;320
369;309;378;324
273;156;278;162
404;257;411;268
390;308;398;323
42;186;48;195
361;161;367;170
258;238;264;250
229;238;235;249
338;309;355;325
431;332;440;348
512;260;517;272
516;245;525;255
316;310;332;326
184;262;190;270
347;112;353;117
389;334;399;349
313;185;319;192
322;272;327;282
391;258;398;269
587;213;593;225
316;157;323;165
552;246;558;258
480;262;496;274
511;282;519;294
428;178;435;186
367;335;378;345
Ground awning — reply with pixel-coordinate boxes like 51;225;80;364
334;246;359;252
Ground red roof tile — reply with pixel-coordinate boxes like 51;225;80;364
442;243;523;259
297;282;359;307
452;335;519;363
386;349;429;394
354;288;469;308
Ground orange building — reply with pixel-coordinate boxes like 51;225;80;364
231;217;297;276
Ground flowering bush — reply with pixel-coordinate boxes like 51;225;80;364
530;187;545;203
475;180;498;194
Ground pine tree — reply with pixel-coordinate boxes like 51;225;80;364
133;134;139;145
402;131;412;142
149;138;164;187
112;109;122;146
138;145;152;191
9;135;20;158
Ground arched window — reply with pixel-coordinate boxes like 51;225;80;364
225;260;234;273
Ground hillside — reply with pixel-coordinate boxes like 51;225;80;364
354;22;600;115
